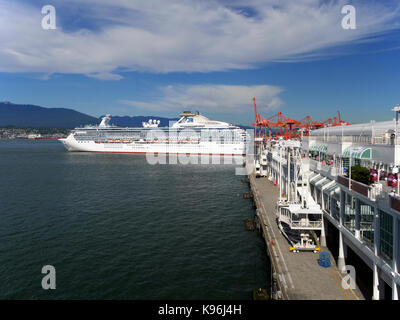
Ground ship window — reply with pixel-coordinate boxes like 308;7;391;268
344;193;355;234
359;201;374;248
379;210;393;263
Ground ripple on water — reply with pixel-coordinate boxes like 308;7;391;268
0;140;269;299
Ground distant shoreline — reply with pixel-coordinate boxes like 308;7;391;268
0;126;70;140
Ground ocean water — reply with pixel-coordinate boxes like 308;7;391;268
0;140;270;299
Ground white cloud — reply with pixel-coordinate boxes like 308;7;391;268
86;72;123;81
119;84;283;114
0;0;399;78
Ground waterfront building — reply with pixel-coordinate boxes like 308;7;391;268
260;118;400;300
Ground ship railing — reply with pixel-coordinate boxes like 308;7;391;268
279;213;291;226
290;220;323;230
279;212;323;230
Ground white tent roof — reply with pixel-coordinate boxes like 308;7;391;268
310;120;395;137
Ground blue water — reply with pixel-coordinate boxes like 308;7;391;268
0;140;269;299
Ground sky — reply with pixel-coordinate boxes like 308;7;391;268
0;0;400;125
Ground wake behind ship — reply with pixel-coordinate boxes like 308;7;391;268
59;111;248;155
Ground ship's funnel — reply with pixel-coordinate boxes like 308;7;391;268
99;114;112;127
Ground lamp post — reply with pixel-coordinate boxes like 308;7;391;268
349;148;352;191
279;145;282;201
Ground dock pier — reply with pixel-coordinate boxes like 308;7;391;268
248;173;363;300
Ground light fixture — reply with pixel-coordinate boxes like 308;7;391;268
392;104;400;112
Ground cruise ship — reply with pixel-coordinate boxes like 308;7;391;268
59;111;248;155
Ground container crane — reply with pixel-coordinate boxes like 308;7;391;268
252;98;349;140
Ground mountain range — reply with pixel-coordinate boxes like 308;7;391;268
0;102;178;128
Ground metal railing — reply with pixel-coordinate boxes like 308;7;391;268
291;220;323;229
309;158;339;176
309;135;400;146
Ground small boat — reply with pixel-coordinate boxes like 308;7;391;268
253;288;269;300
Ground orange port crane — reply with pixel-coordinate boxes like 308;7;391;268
252;97;271;141
252;97;349;141
253;97;302;140
323;111;349;127
297;115;324;137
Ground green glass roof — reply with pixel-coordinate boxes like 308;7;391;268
323;183;338;195
316;179;332;188
310;175;325;185
310;144;328;152
343;146;371;159
332;187;341;200
308;172;318;180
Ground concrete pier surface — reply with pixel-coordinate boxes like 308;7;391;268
249;173;365;300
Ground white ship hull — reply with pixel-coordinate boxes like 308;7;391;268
60;134;246;155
